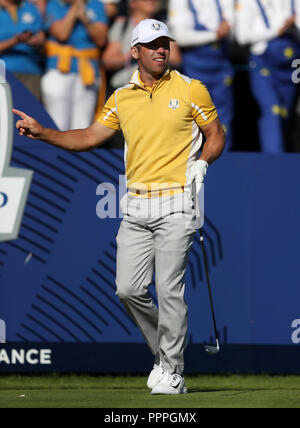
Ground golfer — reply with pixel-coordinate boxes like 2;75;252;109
13;19;225;395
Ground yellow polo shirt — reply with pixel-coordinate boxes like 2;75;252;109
97;69;218;195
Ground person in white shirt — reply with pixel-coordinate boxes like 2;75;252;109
235;0;300;152
168;0;235;150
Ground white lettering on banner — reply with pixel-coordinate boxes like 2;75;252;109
0;192;8;207
0;349;52;365
0;60;33;242
291;319;300;344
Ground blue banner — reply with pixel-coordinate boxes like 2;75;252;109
0;72;300;373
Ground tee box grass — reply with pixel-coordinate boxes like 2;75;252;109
0;374;300;408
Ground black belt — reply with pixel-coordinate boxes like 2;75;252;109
129;186;185;197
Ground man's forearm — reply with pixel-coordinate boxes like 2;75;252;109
200;137;225;165
39;127;92;151
199;119;226;164
13;108;116;150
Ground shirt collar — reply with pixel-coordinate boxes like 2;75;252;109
130;68;171;88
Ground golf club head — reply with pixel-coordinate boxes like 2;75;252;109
204;339;220;355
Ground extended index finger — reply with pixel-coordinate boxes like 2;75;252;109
12;109;30;120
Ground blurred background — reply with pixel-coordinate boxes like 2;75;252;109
1;0;300;152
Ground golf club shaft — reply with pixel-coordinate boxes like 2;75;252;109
199;228;219;344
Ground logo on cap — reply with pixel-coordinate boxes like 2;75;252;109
152;23;161;31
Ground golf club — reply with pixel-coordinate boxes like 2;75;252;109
192;180;220;355
199;228;220;355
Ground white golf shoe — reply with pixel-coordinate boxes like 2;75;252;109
147;361;164;389
151;372;187;395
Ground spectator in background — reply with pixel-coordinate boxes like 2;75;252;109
297;0;300;33
101;0;120;21
235;0;300;153
168;0;235;150
0;0;45;100
42;0;108;131
102;0;181;91
30;0;47;16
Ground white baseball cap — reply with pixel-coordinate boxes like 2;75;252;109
131;19;175;47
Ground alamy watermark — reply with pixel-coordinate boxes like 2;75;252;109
291;319;300;344
292;59;300;84
95;175;204;228
0;319;6;343
0;59;5;83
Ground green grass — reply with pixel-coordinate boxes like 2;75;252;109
0;374;300;408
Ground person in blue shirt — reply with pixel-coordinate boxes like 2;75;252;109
236;0;300;153
0;0;45;100
42;0;108;131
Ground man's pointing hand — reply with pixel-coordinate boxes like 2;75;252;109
12;109;43;140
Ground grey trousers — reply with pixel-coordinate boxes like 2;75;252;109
116;191;195;375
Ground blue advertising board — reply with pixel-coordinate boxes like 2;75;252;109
0;71;300;373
